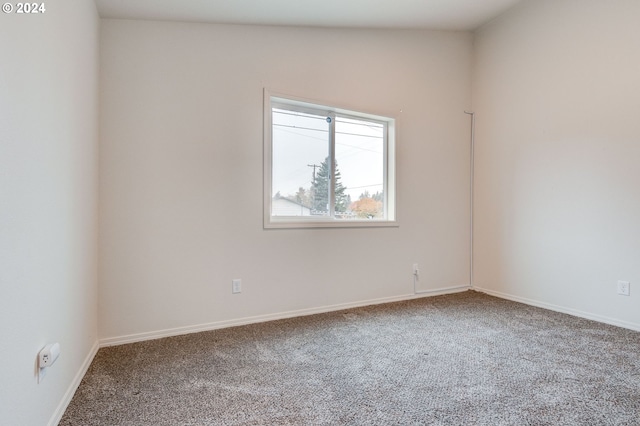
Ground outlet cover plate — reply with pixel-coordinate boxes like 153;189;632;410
617;280;630;296
232;279;242;294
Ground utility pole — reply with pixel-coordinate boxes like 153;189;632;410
307;163;319;183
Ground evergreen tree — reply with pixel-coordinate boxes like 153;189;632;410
311;157;348;213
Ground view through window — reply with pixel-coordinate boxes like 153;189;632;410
265;93;396;228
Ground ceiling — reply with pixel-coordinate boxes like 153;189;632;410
95;0;524;31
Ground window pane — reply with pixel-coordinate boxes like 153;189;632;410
335;116;385;220
265;92;395;228
271;108;330;217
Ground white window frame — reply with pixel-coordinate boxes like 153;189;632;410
264;89;397;229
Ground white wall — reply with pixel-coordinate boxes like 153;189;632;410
99;21;473;341
0;1;100;425
472;0;640;328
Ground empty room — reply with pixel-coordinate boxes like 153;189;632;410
1;0;639;424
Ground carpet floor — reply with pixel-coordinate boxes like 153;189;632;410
60;291;640;425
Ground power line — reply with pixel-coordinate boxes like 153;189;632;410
273;123;328;133
273;109;326;121
275;126;382;154
348;183;383;190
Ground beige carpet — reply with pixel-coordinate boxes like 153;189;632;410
60;291;640;425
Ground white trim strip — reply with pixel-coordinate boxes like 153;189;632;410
473;286;640;332
100;285;471;347
48;340;99;426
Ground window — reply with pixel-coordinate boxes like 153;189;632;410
264;91;396;228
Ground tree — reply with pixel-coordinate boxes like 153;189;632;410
359;190;371;200
371;191;384;202
350;197;383;219
311;157;348;213
353;190;384;218
294;187;311;207
359;190;383;202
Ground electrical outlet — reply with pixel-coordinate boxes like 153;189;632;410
617;280;630;296
232;279;242;294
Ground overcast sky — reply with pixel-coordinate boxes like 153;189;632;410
272;108;384;201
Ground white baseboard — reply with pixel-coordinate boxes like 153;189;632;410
100;285;471;347
48;284;636;426
48;340;99;426
473;286;640;332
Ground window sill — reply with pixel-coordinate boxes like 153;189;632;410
264;218;399;230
